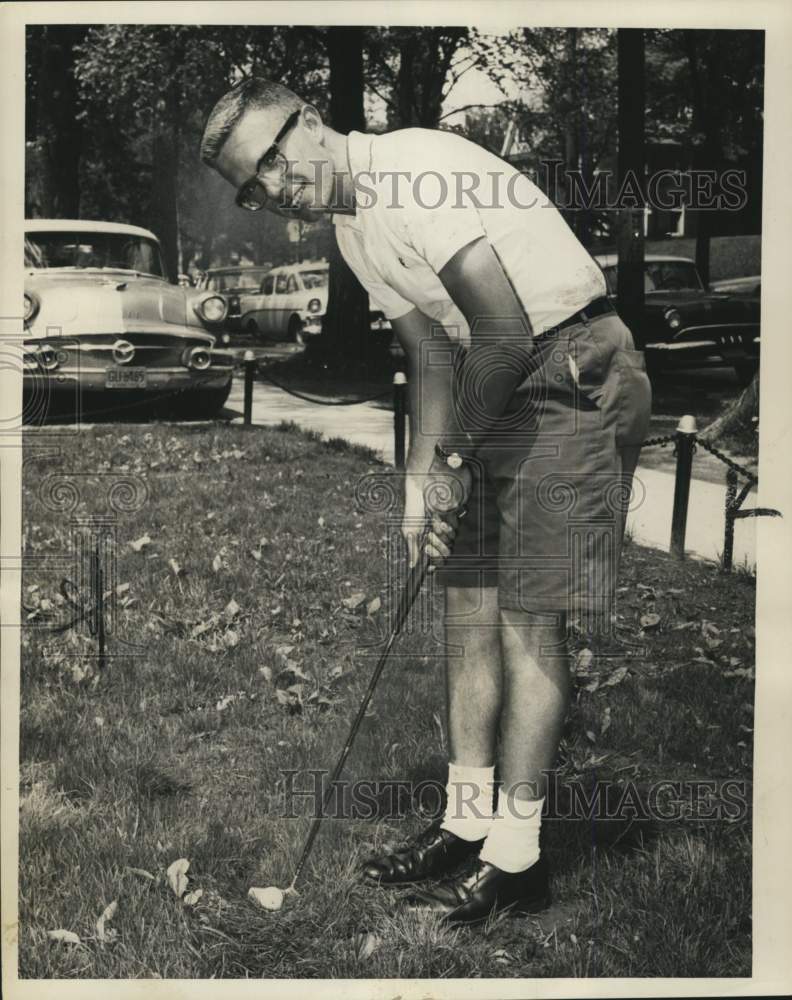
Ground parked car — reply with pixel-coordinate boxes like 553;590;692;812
24;220;234;418
197;264;273;331
594;253;760;383
709;274;761;298
241;260;393;347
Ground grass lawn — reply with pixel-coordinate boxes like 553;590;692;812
18;422;754;979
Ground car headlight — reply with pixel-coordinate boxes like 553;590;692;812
195;294;227;324
307;298;322;314
664;308;682;330
24;292;39;324
36;344;59;371
182;346;211;370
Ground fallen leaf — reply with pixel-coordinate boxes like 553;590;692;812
341;592;366;611
585;730;597;743
129;535;151;553
275;644;295;661
317;516;325;528
259;665;273;682
640;613;661;630
168;559;183;577
366;597;381;616
672;621;698;631
166;858;190;898
250;549;262;562
723;667;755;680
223;598;241;621
125;867;156;881
48;929;81;945
116;583;131;596
183;889;204;907
355;932;381;960
95;900;118;943
601;666;629;688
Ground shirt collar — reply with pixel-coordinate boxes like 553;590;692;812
332;131;374;230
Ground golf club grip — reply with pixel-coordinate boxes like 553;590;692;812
290;549;430;887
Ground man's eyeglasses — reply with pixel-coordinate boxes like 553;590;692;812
235;109;301;212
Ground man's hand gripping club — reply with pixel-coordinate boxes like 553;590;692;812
402;460;473;571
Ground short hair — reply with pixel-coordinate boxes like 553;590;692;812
200;78;303;166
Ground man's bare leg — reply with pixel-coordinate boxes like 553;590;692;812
497;609;569;799
443;585;502;766
475;609;568;874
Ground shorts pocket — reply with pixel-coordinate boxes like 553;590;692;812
614;349;652;448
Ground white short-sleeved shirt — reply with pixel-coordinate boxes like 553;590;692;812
333;128;606;343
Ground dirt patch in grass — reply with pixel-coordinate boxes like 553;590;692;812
19;423;754;978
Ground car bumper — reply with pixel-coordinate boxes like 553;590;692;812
645;329;760;363
23;365;233;393
300;315;393;337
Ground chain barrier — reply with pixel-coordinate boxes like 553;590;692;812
641;434;675;449
696;438;758;485
251;359;393;407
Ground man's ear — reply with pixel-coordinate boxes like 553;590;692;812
301;104;325;144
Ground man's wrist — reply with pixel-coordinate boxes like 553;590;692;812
434;440;475;470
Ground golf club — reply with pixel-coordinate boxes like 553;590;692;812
249;539;432;909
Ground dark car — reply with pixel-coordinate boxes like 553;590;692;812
197;265;273;331
595;253;760;383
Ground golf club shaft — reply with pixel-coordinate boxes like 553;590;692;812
290;547;430;888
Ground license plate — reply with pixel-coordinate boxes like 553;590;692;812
106;367;147;389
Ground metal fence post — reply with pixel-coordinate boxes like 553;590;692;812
722;468;738;573
243;350;255;426
670;414;697;559
393;371;407;471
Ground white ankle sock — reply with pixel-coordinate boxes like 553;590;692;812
479;789;544;872
440;762;495;842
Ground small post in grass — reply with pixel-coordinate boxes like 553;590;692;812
243;350;255;426
670;414;697;560
722;468;738;573
90;538;106;671
393;371;407;471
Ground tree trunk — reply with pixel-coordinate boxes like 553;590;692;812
616;29;646;341
150;120;180;282
319;27;375;368
32;25;87;217
700;373;759;444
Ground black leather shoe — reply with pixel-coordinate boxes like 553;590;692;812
406;857;551;926
361;820;484;886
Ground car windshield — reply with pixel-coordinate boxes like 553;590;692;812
301;269;329;289
25;230;166;277
207;270;267;292
602;261;704;293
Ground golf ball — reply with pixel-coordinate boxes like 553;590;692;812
248;886;284;911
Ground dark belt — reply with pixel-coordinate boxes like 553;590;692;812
540;297;615;338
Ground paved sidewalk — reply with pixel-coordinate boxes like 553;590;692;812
227;380;768;570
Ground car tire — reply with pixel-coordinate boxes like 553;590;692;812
288;315;305;347
733;360;759;387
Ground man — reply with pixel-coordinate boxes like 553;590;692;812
201;79;651;927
